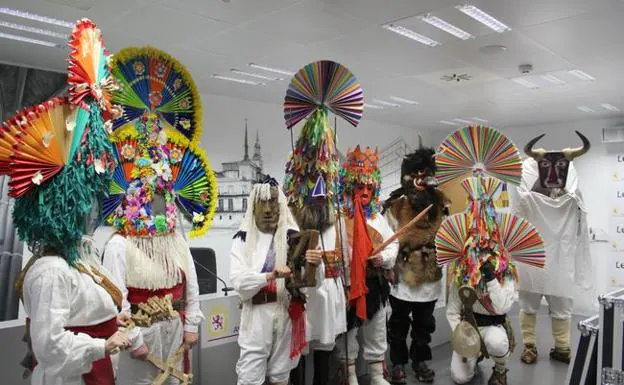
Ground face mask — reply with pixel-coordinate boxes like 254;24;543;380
354;184;373;206
254;187;280;233
83;200;101;236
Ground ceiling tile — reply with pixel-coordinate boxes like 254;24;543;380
317;0;458;24
244;1;366;44
521;7;624;68
412;66;502;89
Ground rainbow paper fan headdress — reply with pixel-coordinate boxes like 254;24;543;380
103;47;217;237
0;19;116;263
339;145;381;218
283;60;364;210
434;126;545;289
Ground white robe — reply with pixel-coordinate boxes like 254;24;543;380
306;225;347;349
336;214;399;362
23;256;119;385
230;230;320;385
102;233;203;385
513;158;592;298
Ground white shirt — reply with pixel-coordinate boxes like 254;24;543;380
23;256;118;385
103;233;204;339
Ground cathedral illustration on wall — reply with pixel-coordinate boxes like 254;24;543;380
214;119;265;229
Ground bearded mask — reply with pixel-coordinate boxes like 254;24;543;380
254;182;280;234
398;146;441;219
524;130;590;190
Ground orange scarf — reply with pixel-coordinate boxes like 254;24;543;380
349;198;372;322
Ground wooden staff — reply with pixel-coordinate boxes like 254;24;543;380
368;204;433;258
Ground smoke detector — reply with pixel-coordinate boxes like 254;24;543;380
441;73;472;82
519;64;533;75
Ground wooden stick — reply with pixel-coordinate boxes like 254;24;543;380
368;204;433;258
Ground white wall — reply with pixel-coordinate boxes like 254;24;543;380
425;118;624;316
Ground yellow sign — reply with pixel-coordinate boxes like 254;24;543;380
207;304;228;338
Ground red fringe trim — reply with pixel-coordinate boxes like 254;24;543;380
288;300;307;359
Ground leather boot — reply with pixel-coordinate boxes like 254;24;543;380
313;350;331;385
368;361;390;385
487;367;508;385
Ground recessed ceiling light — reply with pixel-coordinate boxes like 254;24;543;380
0;31;58;47
248;63;294;76
231;69;282;81
453;118;473;124
212;74;265;86
372;99;401;108
471;117;488;123
419;14;473;40
382;24;441;47
456;5;511;33
439;120;457;125
0;21;69;39
511;77;540;89
389;96;419;105
602;103;620;111
568;69;595;81
541;74;566;85
364;103;384;109
479;45;507;55
0;7;73;28
577;106;594;112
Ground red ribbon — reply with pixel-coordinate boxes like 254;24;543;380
348;196;371;322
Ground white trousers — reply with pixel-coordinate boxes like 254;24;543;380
519;291;574;320
236;303;300;385
450;325;509;385
117;318;185;385
336;307;387;362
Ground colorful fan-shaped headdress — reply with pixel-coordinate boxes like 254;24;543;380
103;47;217;237
339;145;381;218
283;60;363;210
434;125;545;289
0;19;116;263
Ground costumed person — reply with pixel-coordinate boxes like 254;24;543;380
435;126;546;385
282;59;363;385
335;145;399;385
514;131;592;365
382;138;449;384
230;175;323;385
10;19;130;385
102;47;217;385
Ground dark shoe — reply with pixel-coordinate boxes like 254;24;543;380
550;347;571;364
488;367;508;385
521;344;538;364
389;365;406;384
313;350;332;385
412;361;435;383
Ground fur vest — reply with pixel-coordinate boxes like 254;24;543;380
389;193;447;286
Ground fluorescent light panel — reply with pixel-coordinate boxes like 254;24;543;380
372;99;400;108
364;103;384;109
439;120;457;125
541;74;566;85
602;103;620;111
511;77;540;89
0;20;69;39
382;24;441;47
389;96;419;105
212;75;265;86
453;118;472;124
456;5;511;33
0;7;73;28
419;14;473;40
248;63;294;76
577;106;594;112
0;31;57;47
471;117;488;123
231;69;282;81
568;69;595;81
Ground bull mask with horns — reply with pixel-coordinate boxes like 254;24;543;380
524;130;590;194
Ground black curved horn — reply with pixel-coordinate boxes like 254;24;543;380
569;130;590;159
523;134;546;159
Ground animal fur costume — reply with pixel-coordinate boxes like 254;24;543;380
382;145;449;384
